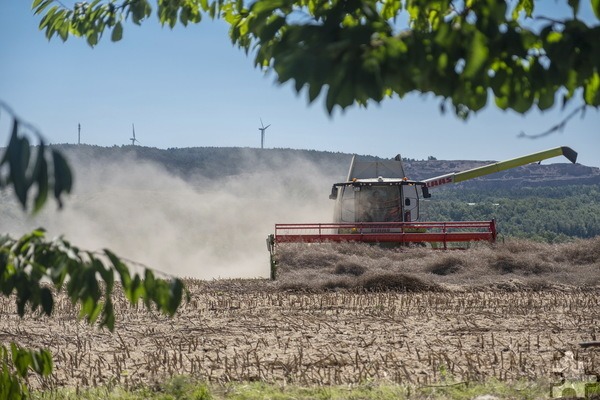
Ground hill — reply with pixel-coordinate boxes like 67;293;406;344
50;144;600;189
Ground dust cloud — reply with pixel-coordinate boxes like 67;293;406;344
1;149;335;279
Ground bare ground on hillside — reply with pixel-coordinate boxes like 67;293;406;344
1;239;599;391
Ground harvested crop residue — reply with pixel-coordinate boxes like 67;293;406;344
274;238;600;291
2;239;599;390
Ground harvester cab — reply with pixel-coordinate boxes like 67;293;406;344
267;146;578;279
329;155;431;225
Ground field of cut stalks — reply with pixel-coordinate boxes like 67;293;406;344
2;238;599;392
275;238;600;291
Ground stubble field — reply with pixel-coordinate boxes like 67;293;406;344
2;239;599;393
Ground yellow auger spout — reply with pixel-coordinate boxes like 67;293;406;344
423;146;578;188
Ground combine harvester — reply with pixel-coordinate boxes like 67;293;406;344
267;147;577;278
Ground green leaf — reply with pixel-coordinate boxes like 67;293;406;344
568;0;580;17
51;149;73;208
30;348;53;376
258;15;286;42
128;275;143;303
381;0;401;21
308;83;322;103
144;269;156;307
168;279;184;315
40;287;53;316
111;22;123;42
463;30;489;78
494;95;509;110
101;298;115;331
512;0;534;19
94;259;114;295
79;296;95;320
251;0;286;16
40;349;53;375
32;0;53;14
32;142;49;214
584;72;600;105
16;280;32;317
87;301;103;324
592;0;600;18
104;249;131;287
11;344;31;378
4;121;31;208
131;0;146;24
87;32;99;46
513;92;534;113
537;87;556;110
180;7;189;26
39;5;58;29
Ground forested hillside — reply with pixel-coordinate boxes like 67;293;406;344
50;144;600;188
53;144;357;181
424;186;600;242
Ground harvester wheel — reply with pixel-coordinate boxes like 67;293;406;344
267;234;277;279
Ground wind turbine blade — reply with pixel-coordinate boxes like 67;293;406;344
132;123;136;139
265;124;271;129
260;118;264;128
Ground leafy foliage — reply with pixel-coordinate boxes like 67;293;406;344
0;229;187;330
0;225;188;399
0;344;52;400
0;226;188;398
31;0;600;115
0;102;72;212
0;104;188;397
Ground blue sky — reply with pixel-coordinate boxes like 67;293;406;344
1;1;599;168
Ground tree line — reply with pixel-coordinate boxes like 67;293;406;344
424;185;600;242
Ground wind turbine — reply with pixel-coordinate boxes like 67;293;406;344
130;123;140;146
258;118;271;149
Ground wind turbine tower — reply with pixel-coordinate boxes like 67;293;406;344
258;118;271;149
130;123;140;146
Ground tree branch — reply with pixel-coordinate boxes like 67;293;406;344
517;104;587;139
0;100;45;141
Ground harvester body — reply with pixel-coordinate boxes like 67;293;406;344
267;147;577;278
